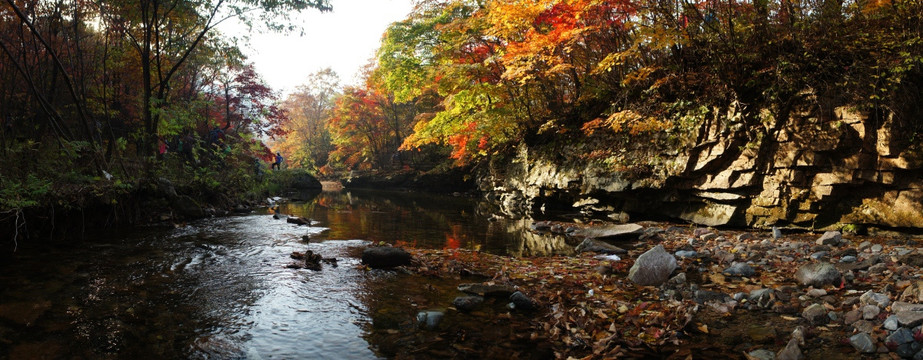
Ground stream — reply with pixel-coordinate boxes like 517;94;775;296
0;189;568;359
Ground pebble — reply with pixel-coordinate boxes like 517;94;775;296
884;315;900;331
839;255;857;263
675;250;697;258
806;289;827;297
861;304;880;320
809;251;828;260
859;290;891;308
724;262;756;277
871;244;883;252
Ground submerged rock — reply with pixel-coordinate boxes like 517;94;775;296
416;310;444;330
286;216;312;226
361;247;412;269
452;296;484;312
628;245;677;286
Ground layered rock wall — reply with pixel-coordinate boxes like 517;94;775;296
480;100;923;230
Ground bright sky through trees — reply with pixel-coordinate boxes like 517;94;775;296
225;0;415;94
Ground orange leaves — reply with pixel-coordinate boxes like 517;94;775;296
583;110;674;136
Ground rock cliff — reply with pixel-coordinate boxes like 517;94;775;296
480;97;923;230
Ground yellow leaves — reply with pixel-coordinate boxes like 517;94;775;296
622;65;659;86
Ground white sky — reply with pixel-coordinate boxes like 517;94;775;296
224;0;416;95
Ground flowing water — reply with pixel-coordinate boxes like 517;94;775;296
0;190;569;359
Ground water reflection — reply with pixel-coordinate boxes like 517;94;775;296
277;189;574;256
0;189;573;359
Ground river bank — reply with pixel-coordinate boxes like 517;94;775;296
387;221;923;359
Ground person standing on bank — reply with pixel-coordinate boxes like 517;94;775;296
272;152;284;170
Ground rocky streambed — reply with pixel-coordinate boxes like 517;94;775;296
368;222;923;359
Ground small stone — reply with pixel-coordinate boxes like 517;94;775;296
861;304;880;320
884;315;900;330
802;303;828;325
452;296;484;312
839;255;857;263
700;233;718;241
870;244;883;252
849;332;876;353
809;251;828;260
857;241;871;251
724;262;756;277
675;250;698;258
859;290;891;309
816;231;842;246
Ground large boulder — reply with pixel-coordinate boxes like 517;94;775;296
628;245;677;286
361;247;412;269
794;262;841;287
172;195;205;219
290;172;322;190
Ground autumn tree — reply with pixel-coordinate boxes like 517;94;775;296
276;68;340;171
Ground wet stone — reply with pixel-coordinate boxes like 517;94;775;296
361;246;412;269
416;310;444;330
509;291;537;311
